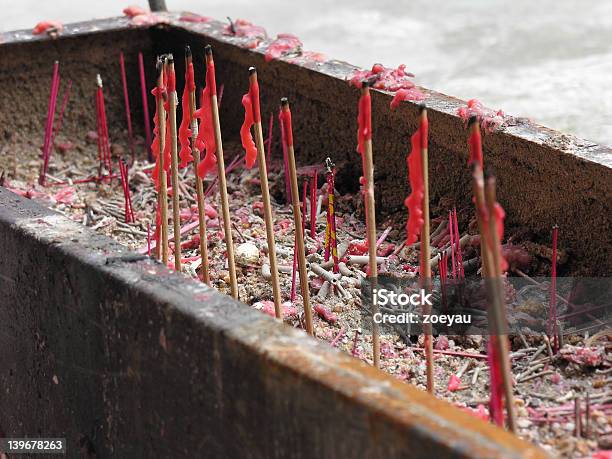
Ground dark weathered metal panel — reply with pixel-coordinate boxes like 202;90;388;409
0;187;546;457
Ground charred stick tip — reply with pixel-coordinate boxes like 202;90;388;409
468;115;479;128
280;97;289;107
227;16;236;34
185;45;192;57
418;103;427;114
166;54;174;64
204;44;213;55
249;66;257;75
361;80;370;89
96;74;103;88
483;170;495;183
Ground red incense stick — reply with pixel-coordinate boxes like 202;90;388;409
95;75;113;180
119;160;130;222
52;79;72;142
39;61;60;185
449;211;456;279
217;83;224;109
548;225;559;352
138;52;153;161
119;52;135;159
453;207;465;279
125;161;135;222
147;222;151;256
278;108;292;200
309;171;317;236
302;179;308;236
266;112;273;172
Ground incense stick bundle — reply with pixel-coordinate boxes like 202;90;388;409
468;121;516;432
549;225;559;352
167;56;182;271
95;75;113;181
419;107;434;394
483;173;517;433
205;45;238;298
185;46;210;285
281;98;313;335
155;58;169;264
246;67;283;317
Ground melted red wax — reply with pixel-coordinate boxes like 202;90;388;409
279;107;293;147
160;68;173;177
240;79;260;168
179;13;212;23
178;63;195;168
195;60;218;178
468;125;483;168
265;33;302;62
390;88;426;109
356;89;372;156
287;51;327;65
129;13;168;27
314;304;337;324
404;118;427;245
249;78;261;123
461;404;489;422
447;374;462;392
457;99;505;133
350;63;416;91
123;5;147;17
33;20;63;35
347;240;369;256
224;19;267;48
150;78;167;190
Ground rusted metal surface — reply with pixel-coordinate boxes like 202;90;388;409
0;187;546;457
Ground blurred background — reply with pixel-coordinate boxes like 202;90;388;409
3;0;611;146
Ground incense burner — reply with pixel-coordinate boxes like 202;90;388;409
1;12;609;458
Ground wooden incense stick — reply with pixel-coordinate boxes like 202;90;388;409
483;174;517;433
249;67;282;317
419;106;434;394
186;46;210;285
157;57;169;264
167;55;182;271
206;45;238;298
281;98;313;335
361;83;380;368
